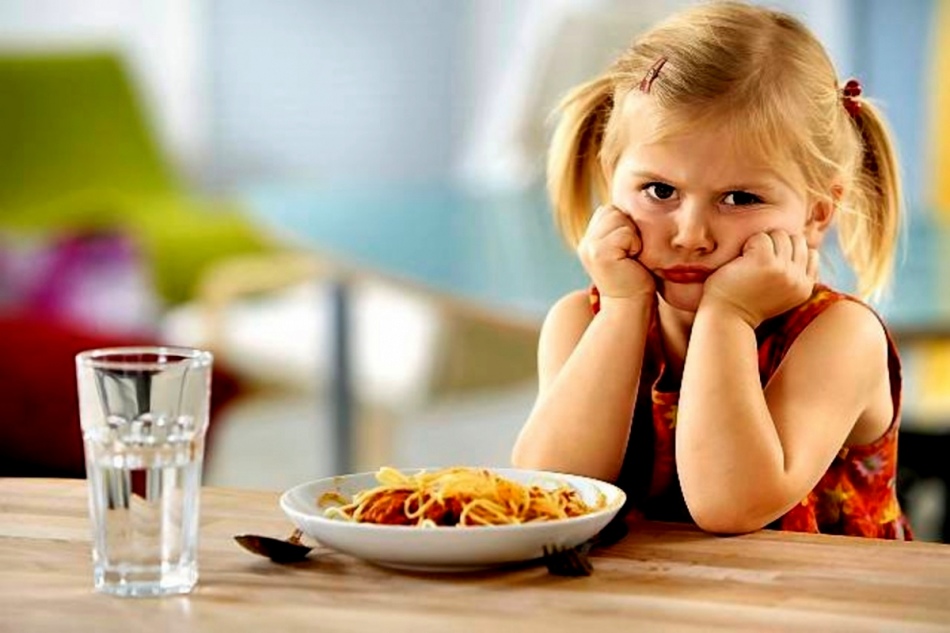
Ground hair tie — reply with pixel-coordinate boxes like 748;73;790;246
639;57;668;93
842;78;862;118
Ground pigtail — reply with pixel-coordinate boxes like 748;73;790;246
838;100;903;300
547;76;614;246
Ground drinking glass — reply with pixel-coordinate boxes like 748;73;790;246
76;346;213;597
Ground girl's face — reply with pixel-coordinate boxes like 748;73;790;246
609;102;831;313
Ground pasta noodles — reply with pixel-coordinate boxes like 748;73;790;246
320;467;606;527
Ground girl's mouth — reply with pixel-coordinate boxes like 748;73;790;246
656;266;713;284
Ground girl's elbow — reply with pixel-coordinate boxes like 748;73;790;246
686;499;770;535
510;444;619;482
510;448;530;469
510;447;559;473
692;512;761;535
510;434;560;472
510;441;540;470
682;475;785;534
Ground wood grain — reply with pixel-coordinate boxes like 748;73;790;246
2;478;948;633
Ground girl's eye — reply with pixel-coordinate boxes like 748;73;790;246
643;182;677;201
722;191;764;206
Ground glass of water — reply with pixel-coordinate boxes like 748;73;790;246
76;347;213;597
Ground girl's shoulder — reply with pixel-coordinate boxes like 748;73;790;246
548;288;596;323
763;284;889;344
539;288;596;346
758;284;897;386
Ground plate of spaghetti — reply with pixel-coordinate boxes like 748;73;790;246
279;466;626;571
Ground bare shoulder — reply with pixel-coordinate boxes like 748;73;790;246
544;289;594;328
536;290;595;390
539;290;594;352
771;296;892;443
784;298;889;379
801;297;889;357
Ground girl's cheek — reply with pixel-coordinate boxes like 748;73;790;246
628;205;664;233
610;188;637;214
611;190;668;244
620;194;655;222
733;222;778;246
628;213;663;263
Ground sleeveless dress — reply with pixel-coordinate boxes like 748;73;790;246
590;283;913;539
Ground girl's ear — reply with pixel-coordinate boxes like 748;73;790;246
804;185;841;247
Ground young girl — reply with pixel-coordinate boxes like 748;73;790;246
512;0;912;539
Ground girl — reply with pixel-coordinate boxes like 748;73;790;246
512;1;912;539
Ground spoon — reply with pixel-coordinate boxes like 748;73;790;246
234;528;314;563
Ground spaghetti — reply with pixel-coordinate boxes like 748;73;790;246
320;467;606;527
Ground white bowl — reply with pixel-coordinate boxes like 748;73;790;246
280;468;627;572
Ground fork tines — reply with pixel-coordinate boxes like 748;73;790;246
542;544;594;577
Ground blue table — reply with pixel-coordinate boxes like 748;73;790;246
242;183;950;476
243;183;587;320
242;183;585;475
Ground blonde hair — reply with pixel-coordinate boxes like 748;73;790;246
548;1;902;299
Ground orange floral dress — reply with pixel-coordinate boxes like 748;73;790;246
590;284;913;539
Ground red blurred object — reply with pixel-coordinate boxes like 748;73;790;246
0;230;159;337
0;311;242;478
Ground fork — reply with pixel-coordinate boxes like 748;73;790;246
542;541;595;576
542;517;629;577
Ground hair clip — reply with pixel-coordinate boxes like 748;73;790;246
639;57;668;93
842;78;862;118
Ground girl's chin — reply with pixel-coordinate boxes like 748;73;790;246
657;281;705;313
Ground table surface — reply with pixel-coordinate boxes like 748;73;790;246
242;183;950;338
3;478;950;632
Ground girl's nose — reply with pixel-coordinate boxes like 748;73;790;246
670;203;716;253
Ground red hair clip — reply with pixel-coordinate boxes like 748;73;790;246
842;78;862;118
639;57;668;93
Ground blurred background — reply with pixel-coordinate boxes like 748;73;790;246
0;0;948;541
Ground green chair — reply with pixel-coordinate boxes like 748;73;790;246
0;50;273;305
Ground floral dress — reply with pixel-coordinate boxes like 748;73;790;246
590;284;913;539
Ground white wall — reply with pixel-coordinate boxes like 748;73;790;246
204;0;465;188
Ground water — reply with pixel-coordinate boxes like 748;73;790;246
84;415;204;597
76;346;212;597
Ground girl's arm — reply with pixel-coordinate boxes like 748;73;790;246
676;238;891;533
511;290;653;481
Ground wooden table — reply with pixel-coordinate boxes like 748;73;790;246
3;479;949;632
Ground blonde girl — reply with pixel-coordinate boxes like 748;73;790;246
512;0;911;538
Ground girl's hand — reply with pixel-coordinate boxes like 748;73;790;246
577;205;655;301
701;230;818;328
